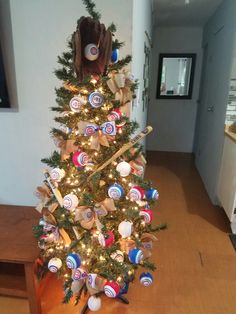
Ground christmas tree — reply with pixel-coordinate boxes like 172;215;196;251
34;0;166;312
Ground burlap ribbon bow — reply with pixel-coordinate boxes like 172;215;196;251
74;198;116;231
53;137;78;161
107;71;133;105
78;121;116;151
41;208;71;245
119;232;157;259
71;272;106;296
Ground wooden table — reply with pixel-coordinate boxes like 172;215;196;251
0;204;41;314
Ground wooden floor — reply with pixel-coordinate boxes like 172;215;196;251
1;152;236;314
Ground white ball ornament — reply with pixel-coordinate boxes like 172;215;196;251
88;296;102;312
50;168;65;182
116;161;131;177
84;44;99;61
118;221;133;238
110;250;124;263
48;257;62;273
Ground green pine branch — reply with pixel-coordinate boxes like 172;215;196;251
82;0;101;20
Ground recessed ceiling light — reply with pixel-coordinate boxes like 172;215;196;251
185;0;190;4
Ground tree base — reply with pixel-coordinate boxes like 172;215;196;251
81;295;129;313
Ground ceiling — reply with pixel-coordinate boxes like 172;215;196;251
153;0;223;27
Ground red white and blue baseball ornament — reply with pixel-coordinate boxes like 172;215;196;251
72;151;89;167
89;92;104;108
50;168;65;182
146;188;159;200
63;193;79;211
108;184;124;200
59;124;72;134
66;253;81;269
110;250;124;263
98;230;115;247
108;108;122;121
139;272;153;286
88;296;102;312
129;186;145;201
111;49;119;63
139;209;153;224
48;257;62;273
84;43;99;61
104;281;120;298
128;248;144;264
73;268;88;281
69;96;85;112
118;221;133;238
116;161;131;177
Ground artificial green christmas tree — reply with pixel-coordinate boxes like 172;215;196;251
34;0;165;312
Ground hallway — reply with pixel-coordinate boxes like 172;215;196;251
0;152;235;314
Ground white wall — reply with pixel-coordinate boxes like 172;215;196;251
0;0;133;206
147;27;203;152
131;0;152;148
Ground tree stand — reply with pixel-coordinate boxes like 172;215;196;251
81;295;129;314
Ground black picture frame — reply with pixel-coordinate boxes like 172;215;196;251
156;53;196;99
0;43;10;108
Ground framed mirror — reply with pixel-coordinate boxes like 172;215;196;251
156;53;196;99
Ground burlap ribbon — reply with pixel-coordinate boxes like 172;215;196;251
78;121;115;151
71;273;106;296
54;137;78;161
35;184;52;213
41;208;71;245
119;233;157;258
107;71;133;105
74;198;116;231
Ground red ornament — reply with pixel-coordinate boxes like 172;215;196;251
98;230;115;247
139;209;153;223
129;186;145;201
104;281;120;298
72;151;88;167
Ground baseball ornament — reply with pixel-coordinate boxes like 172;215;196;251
69;96;85;112
139;272;153;286
108;184;124;200
63;193;79;210
108;108;122;121
48;257;62;273
98;230;115;247
118;221;133;238
146;188;159;200
111;49;119;63
89;92;104;108
50;168;65;182
104;281;120;298
84;44;99;61
88;296;102;312
128;248;144;264
66;253;81;269
139;209;153;223
116;161;131;177
59;125;72;134
72;151;88;167
110;250;124;263
129;186;145;201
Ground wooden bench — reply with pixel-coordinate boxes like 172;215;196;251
0;204;41;314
